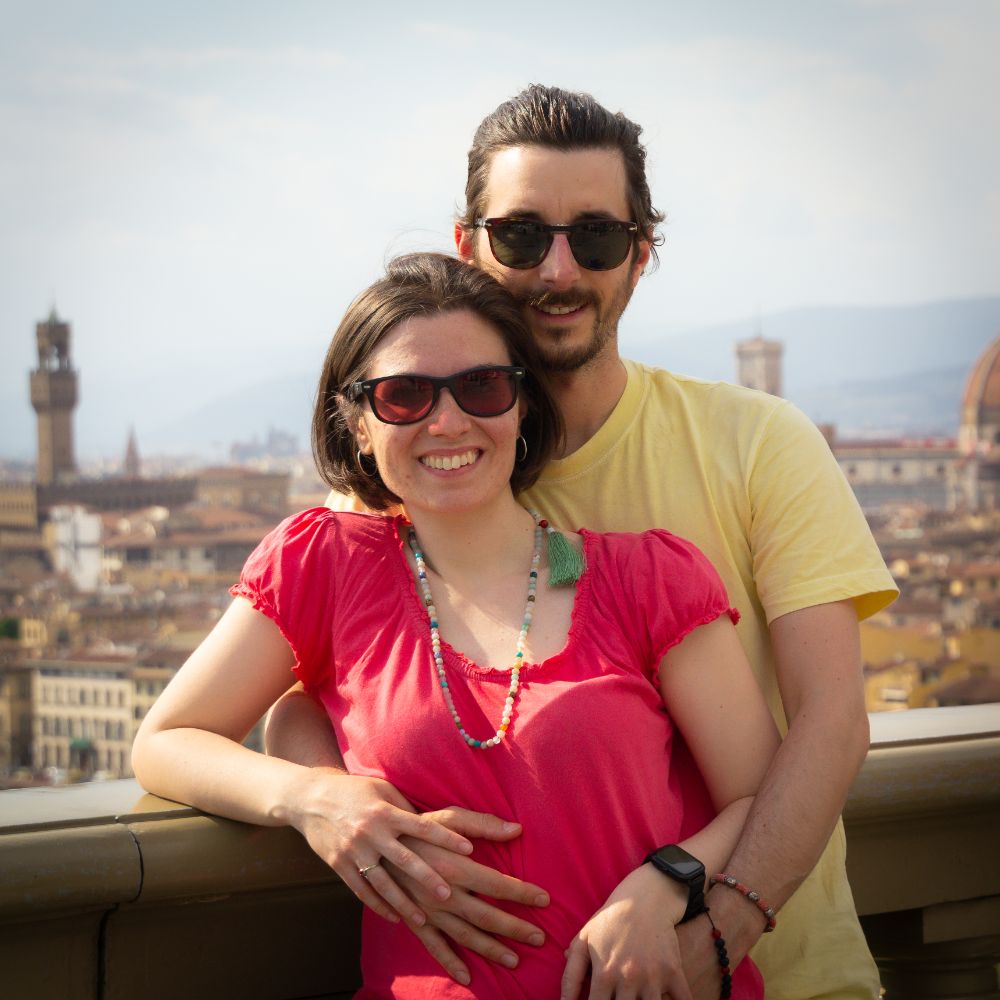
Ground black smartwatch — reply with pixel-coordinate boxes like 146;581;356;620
644;844;706;923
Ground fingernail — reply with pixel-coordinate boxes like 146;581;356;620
502;821;519;833
529;932;544;946
455;970;471;986
501;952;518;969
459;839;474;854
435;885;451;900
411;912;426;927
534;892;550;906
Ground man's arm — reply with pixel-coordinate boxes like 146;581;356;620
675;599;869;994
264;686;550;985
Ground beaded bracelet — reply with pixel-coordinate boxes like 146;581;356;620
703;908;732;1000
710;873;777;933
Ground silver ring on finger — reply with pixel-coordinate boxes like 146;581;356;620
358;861;381;880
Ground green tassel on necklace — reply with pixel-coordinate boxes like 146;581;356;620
533;513;586;587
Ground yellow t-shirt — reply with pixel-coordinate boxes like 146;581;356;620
330;359;898;997
518;360;896;999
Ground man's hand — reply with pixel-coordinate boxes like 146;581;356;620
383;808;551;985
267;685;549;983
673;904;736;1000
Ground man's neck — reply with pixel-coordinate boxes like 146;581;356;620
548;355;628;458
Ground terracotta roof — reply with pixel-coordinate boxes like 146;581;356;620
961;332;1000;421
933;669;1000;706
954;562;1000;580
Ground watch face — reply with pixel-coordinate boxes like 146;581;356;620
654;845;704;879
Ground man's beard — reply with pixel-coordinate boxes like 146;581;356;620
517;277;635;375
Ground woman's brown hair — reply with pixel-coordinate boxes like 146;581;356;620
312;253;563;510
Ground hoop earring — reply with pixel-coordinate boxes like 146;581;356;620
355;449;378;478
516;435;528;463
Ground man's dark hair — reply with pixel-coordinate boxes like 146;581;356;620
312;253;564;510
461;84;665;264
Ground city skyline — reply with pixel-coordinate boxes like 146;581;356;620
2;1;999;460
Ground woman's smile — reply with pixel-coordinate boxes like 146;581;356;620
419;448;482;472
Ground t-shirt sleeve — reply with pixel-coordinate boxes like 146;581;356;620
747;402;898;623
230;507;335;689
617;530;740;671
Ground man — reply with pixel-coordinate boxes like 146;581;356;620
268;85;896;997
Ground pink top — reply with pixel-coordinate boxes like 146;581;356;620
233;509;762;999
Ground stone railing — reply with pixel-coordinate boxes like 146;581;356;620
1;703;998;999
847;704;1000;998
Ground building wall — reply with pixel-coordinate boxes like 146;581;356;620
836;446;959;512
0;484;40;531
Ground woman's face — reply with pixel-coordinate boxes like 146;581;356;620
353;308;523;518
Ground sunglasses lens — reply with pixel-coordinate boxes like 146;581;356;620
487;220;634;270
454;368;518;416
372;376;434;423
489;221;548;269
569;222;633;270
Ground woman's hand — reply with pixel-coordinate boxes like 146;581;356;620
561;864;693;1000
381;807;551;985
281;774;550;985
280;767;476;926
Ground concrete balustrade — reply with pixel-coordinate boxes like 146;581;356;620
1;704;998;999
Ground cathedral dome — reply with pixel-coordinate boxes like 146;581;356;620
960;332;1000;453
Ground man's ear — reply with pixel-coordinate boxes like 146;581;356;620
455;222;475;262
631;238;652;289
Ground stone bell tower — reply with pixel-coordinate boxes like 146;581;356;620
735;334;784;398
30;308;78;485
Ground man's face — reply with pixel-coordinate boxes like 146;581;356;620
457;145;650;374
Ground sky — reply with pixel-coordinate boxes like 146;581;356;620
1;0;999;461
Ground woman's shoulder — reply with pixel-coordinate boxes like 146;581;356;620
581;526;714;574
266;507;400;549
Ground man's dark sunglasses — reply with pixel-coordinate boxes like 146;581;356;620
347;365;525;425
473;217;639;271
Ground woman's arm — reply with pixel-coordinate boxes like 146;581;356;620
132;599;480;923
132;598;312;821
561;616;780;1000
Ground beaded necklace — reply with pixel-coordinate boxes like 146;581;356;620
408;514;543;750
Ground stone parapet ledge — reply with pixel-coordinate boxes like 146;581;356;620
1;703;998;998
846;704;1000;999
0;783;359;999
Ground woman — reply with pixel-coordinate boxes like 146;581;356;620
132;253;779;999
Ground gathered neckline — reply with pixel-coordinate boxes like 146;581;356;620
389;513;595;682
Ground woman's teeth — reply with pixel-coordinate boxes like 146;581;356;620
421;450;479;471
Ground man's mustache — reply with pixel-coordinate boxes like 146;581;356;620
518;289;601;311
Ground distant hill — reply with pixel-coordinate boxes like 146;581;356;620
628;297;1000;396
1;297;997;460
792;365;969;437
